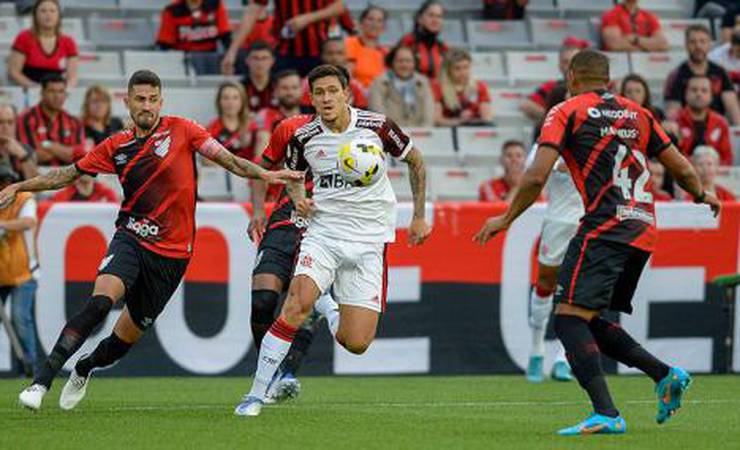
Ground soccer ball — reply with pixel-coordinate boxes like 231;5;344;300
337;139;386;187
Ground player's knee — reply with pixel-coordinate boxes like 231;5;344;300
336;331;374;355
251;289;280;325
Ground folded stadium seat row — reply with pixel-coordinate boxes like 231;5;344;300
406;126;533;165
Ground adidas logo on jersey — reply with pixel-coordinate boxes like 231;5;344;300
154;136;172;158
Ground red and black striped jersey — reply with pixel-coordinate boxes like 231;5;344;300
538;90;672;252
242;76;276;112
16;104;86;166
253;0;338;58
75;116;214;259
157;0;231;52
206;117;257;160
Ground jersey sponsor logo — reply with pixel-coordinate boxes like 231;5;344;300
126;217;160;239
387;128;404;151
616;205;654;224
356;118;384;130
179;24;219;42
600;126;639;139
587;108;638;120
98;253;114;271
289;210;309;228
114;153;128;166
317;173;351;189
154;136;172;158
140;317;154;328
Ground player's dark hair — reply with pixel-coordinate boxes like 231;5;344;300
40;72;66;89
247;40;273;56
568;49;609;85
502;139;525;153
128;70;162;92
307;64;350;91
360;4;388;22
385;45;415;69
321;36;345;55
685;23;711;41
274;69;300;84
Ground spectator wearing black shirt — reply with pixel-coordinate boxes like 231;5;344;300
482;0;527;20
720;4;739;43
156;0;232;52
81;86;124;146
0;103;36;181
241;41;277;113
664;24;740;125
397;1;449;80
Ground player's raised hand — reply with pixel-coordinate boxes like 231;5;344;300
248;208;267;243
263;169;304;185
0;184;18;209
295;198;315;219
408;217;431;246
700;193;721;218
473;215;510;245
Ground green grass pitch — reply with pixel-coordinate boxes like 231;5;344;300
2;375;739;449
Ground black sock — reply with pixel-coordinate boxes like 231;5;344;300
282;322;317;375
589;317;670;383
554;314;619;418
251;289;280;349
75;332;133;378
34;295;113;388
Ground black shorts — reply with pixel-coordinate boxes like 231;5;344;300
253;225;301;286
554;234;650;314
98;231;189;330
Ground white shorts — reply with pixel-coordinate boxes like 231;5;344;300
538;218;579;267
294;233;388;313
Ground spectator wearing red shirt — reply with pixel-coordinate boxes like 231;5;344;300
301;38;368;110
50;175;118;203
664;24;740;125
433;48;493;127
479;140;527;203
601;0;668;52
8;0;78;88
690;146;736;201
648;159;673;201
222;0;346;77
239;8;276;50
482;0;528;20
254;70;303;159
156;0;231;52
676;75;733;165
206;81;256;164
16;74;85;167
346;5;388;89
241;41;277;113
398;1;449;80
520;42;581;122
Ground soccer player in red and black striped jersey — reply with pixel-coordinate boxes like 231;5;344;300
475;50;720;436
222;0;345;77
3;70;301;412
156;0;232;52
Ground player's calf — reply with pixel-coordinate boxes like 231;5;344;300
251;289;281;348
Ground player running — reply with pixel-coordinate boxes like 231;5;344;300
234;64;431;417
474;50;720;435
525;143;580;383
1;70;301;411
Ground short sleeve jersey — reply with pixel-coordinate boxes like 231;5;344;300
11;29;78;82
281;107;413;243
601;4;662;47
75;116;214;259
156;0;231;52
538;90;672;252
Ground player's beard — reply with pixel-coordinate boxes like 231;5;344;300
133;111;158;132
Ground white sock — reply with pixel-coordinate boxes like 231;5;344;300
247;319;295;400
555;341;568;364
315;292;340;338
529;287;553;359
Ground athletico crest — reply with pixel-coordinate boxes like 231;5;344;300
154;136;172;158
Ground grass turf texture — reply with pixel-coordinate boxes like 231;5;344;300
2;375;739;449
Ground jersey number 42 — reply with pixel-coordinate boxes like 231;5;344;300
613;144;653;203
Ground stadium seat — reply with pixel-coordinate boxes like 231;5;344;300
89;17;156;49
20;16;86;43
124;50;188;81
0;86;26;110
558;0;615;19
119;0;170;11
60;0;118;9
457;127;526;165
732;127;740;166
0;17;20;45
427;166;493;201
505;51;559;85
379;17;405;47
604;52;632;80
161;88;216;126
466;21;531;51
471;52;506;82
186;52;222;76
640;0;694;19
530;19;592;49
77;52;123;81
401;16;467;47
488;88;529;126
629;51;685;83
405;127;457;165
661;19;712;49
198;166;232;201
525;0;557;17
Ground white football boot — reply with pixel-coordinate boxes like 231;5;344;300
19;384;48;411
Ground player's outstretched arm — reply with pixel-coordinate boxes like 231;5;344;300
658;144;721;217
404;147;431;246
474;145;559;245
0;165;80;207
198;139;303;184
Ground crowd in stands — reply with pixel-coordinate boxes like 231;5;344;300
0;0;738;206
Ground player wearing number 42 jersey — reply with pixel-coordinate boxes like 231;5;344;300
234;65;431;417
0;70;301;412
475;50;720;436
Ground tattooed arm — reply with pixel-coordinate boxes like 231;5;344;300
0;165;80;207
197;137;303;184
403;147;431;246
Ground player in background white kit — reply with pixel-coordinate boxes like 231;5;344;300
525;143;583;382
234;65;431;417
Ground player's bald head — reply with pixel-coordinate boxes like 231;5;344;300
567;49;610;91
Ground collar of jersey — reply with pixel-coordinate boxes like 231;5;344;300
318;106;357;135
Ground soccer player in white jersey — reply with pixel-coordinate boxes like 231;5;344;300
234;65;431;417
525;144;583;383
